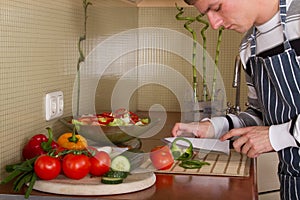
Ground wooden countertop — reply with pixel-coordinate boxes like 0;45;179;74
0;162;258;200
0;112;258;200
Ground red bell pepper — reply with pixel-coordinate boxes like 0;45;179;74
129;111;139;124
22;127;59;160
97;113;114;125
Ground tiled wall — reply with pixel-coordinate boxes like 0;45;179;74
137;7;246;113
0;0;246;179
0;0;138;179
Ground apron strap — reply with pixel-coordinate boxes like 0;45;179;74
249;0;292;57
249;31;256;57
279;0;292;51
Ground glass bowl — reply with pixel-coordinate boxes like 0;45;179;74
60;116;159;148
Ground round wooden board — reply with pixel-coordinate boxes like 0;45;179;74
32;172;156;196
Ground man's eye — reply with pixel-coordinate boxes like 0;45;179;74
214;5;221;12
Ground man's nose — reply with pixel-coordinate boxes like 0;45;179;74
207;12;223;29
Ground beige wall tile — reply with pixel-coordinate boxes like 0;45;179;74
0;0;246;181
0;0;138;179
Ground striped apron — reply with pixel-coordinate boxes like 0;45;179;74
246;0;300;199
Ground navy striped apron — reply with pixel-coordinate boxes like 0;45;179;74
247;0;300;199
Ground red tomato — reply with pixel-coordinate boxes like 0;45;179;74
89;151;111;176
62;154;91;179
150;146;174;170
34;155;61;180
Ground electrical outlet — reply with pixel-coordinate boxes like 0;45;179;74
45;91;64;121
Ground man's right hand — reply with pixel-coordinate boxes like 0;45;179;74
171;120;215;138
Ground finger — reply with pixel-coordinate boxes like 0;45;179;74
175;130;185;137
247;148;260;158
241;142;251;155
232;136;248;153
172;123;191;136
220;132;231;141
220;128;247;141
171;123;181;136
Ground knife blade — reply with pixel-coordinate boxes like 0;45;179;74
162;137;230;155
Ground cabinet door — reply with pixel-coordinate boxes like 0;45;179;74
257;152;280;199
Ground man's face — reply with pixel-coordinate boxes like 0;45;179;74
193;0;257;33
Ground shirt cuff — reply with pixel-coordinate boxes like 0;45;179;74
269;123;298;151
203;117;229;139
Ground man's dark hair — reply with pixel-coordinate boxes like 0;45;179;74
184;0;198;5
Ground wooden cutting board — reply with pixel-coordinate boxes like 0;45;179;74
142;150;251;177
32;172;156;196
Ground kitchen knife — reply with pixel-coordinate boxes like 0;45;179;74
162;137;230;155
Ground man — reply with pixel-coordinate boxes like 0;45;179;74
172;0;300;199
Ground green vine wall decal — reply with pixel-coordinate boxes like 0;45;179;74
76;0;92;117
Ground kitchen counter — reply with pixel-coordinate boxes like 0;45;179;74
0;112;258;200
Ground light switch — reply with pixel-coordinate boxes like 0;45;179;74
45;91;64;121
50;97;57;116
58;95;64;114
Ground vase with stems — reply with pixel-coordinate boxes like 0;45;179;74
176;5;224;121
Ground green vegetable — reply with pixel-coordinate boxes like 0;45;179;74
102;148;145;185
141;118;150;124
120;148;145;171
111;148;145;172
103;170;129;179
170;137;193;161
101;160;130;185
111;155;131;172
1;157;37;199
179;160;210;169
108;118;125;126
170;137;210;170
101;177;124;184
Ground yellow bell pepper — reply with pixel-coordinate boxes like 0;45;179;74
57;132;87;150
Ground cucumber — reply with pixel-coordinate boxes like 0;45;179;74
103;170;129;179
111;155;131;172
101;177;123;184
119;148;145;171
111;148;145;172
